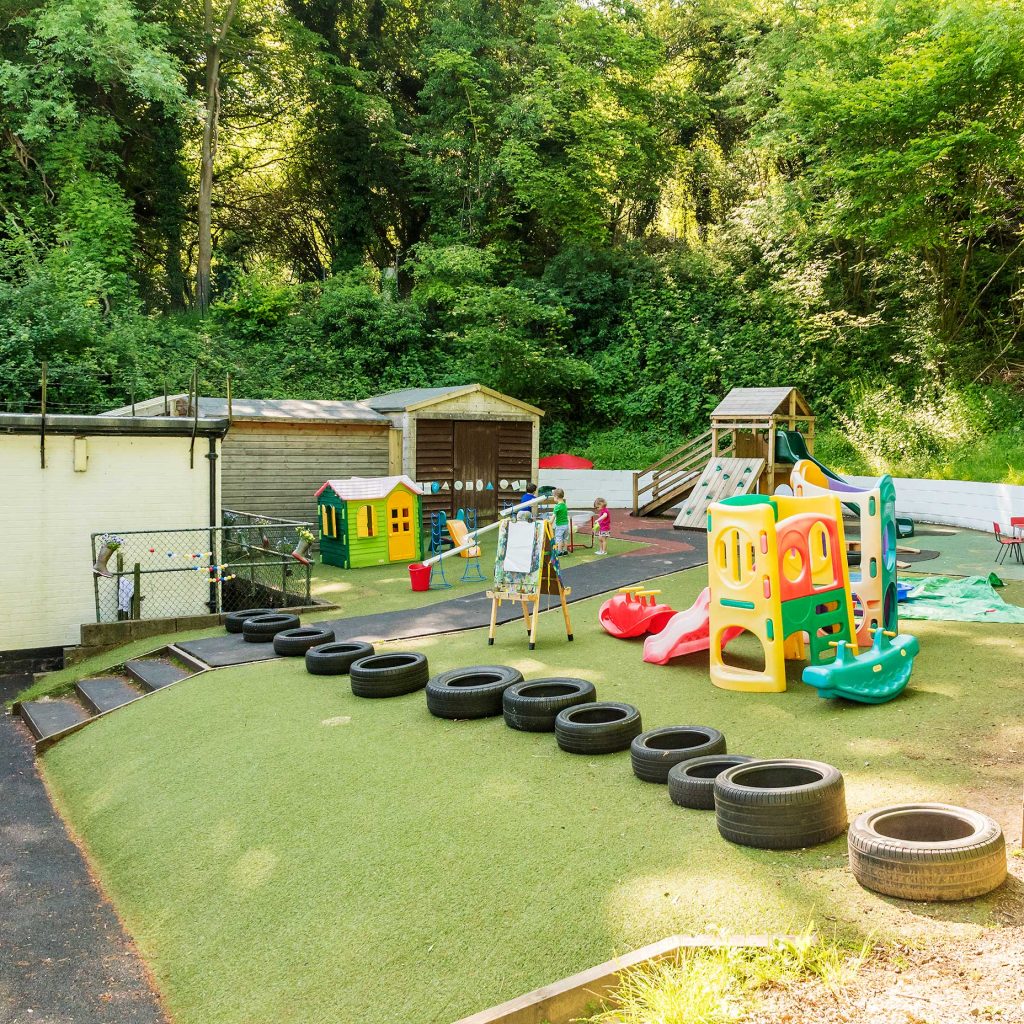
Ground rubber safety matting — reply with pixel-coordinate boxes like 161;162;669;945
177;532;706;669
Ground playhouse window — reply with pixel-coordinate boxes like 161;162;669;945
319;504;338;539
357;504;377;539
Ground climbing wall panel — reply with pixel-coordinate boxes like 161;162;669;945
673;458;766;530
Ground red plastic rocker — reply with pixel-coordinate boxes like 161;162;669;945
598;587;677;639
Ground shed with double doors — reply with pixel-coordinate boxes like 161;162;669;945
365;385;542;526
315;476;423;568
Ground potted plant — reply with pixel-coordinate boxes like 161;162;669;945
291;526;315;565
93;534;124;577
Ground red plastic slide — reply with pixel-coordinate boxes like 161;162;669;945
643;588;741;664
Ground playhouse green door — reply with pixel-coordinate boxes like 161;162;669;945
387;490;416;561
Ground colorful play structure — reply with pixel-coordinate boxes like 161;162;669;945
602;458;921;703
316;475;423;568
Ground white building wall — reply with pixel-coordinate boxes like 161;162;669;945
0;433;218;652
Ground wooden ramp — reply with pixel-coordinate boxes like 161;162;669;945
673;457;765;530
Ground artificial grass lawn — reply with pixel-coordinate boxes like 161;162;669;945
41;566;1024;1024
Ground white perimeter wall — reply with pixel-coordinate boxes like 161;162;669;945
538;469;635;509
0;433;218;653
540;468;1024;533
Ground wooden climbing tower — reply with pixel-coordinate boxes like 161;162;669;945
633;387;816;529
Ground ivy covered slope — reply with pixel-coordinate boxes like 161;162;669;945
2;0;1023;478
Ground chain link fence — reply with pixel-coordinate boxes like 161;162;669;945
91;512;314;623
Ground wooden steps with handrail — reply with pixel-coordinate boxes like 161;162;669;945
632;431;733;517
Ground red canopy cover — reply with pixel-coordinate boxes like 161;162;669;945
538;454;594;470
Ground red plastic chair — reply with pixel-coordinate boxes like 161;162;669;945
993;522;1022;564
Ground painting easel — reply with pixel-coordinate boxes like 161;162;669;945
487;518;573;651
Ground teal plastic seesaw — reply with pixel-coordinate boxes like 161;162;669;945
801;628;920;705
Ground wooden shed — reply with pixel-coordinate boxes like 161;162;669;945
104;396;396;523
710;387;815;492
365;385;542;525
315;476;423;568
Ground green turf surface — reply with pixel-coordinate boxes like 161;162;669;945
41;565;1024;1024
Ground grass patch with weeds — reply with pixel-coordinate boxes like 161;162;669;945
582;928;869;1024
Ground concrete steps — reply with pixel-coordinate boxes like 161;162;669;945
76;676;143;715
19;699;91;742
18;645;210;752
125;657;190;691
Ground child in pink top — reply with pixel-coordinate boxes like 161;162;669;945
593;498;611;555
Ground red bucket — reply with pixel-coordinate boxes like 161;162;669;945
408;562;431;592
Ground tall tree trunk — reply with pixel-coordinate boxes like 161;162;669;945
196;0;239;315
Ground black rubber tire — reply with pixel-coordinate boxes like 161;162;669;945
502;678;597;732
350;652;430;698
242;612;301;643
224;607;274;633
849;803;1006;901
630;725;726;784
668;754;756;809
273;626;336;656
305;641;375;676
426;666;524;719
714;759;847;849
554;702;642;755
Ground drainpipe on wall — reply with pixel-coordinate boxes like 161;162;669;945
206;436;219;613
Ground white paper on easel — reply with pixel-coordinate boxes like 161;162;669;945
503;522;536;573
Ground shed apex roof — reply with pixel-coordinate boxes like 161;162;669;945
365;383;543;416
711;387;811;418
103;395;390;425
315;475;423;500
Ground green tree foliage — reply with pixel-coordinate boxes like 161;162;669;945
1;0;1023;472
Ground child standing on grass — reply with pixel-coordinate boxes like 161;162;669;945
593;497;611;555
552;488;570;554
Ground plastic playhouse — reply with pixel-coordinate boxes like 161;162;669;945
316;475;423;568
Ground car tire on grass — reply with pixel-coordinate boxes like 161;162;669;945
502;678;597;732
242;612;301;643
224;608;275;633
305;641;375;676
426;666;524;719
350;653;430;698
714;759;847;849
273;626;336;656
554;702;642;755
630;725;726;784
848;803;1006;901
668;754;755;809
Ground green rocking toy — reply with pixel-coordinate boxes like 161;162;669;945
802;628;920;705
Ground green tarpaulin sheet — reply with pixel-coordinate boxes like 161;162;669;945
901;575;1024;623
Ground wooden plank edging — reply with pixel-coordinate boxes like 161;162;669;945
451;933;809;1024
